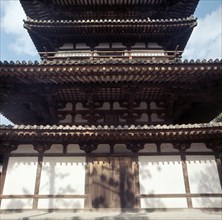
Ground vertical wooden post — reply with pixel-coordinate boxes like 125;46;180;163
33;143;50;209
177;143;193;208
0;142;18;208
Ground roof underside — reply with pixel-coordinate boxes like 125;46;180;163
20;0;199;20
24;17;196;53
0;60;222;125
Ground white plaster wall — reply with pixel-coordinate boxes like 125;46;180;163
67;144;84;153
59;114;72;123
187;143;212;152
161;143;178;152
76;43;89;49
151;113;164;123
58;103;72;111
2;157;38;195
12;144;37;154
45;144;63;154
1;199;33;209
135;102;147;109
114;144;131;153
95;102;110;110
192;197;222;208
75;114;88;123
38;198;85;209
135;113;148;122
150;102;164;110
59;43;73;50
39;157;86;197
139;156;185;194
139;144;157;153
113;102;126;110
140;198;187;209
186;155;221;194
93;144;110;153
76;103;88;110
139;156;186;208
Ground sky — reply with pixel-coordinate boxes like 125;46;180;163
0;0;222;125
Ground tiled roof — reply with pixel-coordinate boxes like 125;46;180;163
0;122;221;143
0;59;221;85
24;17;196;52
1;58;221;66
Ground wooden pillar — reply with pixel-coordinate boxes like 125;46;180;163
175;143;192;208
32;143;51;209
0;142;18;207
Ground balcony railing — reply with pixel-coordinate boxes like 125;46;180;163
39;49;183;61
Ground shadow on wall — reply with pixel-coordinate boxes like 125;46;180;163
196;165;222;208
89;157;139;209
89;157;165;211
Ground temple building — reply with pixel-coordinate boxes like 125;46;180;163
0;0;222;211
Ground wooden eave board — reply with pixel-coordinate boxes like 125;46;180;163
20;0;199;20
24;18;196;52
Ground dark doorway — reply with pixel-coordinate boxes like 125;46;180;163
86;156;140;209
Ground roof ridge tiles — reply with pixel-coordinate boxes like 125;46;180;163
1;123;222;130
1;59;222;66
24;16;197;24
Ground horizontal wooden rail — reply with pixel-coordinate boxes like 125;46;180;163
39;49;183;60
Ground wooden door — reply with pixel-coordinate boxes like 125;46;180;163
86;156;139;208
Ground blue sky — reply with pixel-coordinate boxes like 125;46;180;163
0;0;222;125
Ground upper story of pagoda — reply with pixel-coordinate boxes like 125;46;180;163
20;0;199;61
20;0;199;20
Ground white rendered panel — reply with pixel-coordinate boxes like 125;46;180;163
38;198;85;209
139;144;157;153
13;144;37;154
139;156;185;194
59;114;72;123
93;144;110;153
140;198;187;208
161;143;178;152
39;157;86;195
45;144;63;153
1;199;33;209
67;144;84;153
187;143;212;152
192;197;222;208
186;155;221;194
114;144;131;153
3;157;37;195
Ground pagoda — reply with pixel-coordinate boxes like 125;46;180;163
0;0;222;211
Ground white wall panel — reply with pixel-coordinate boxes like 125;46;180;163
139;156;185;194
140;198;187;208
67;144;84;153
39;157;86;195
139;144;157;153
45;144;63;153
38;198;85;209
187;143;212;152
1;199;33;209
2;157;37;195
13;144;37;154
192;197;222;208
161;143;178;152
186;155;221;194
